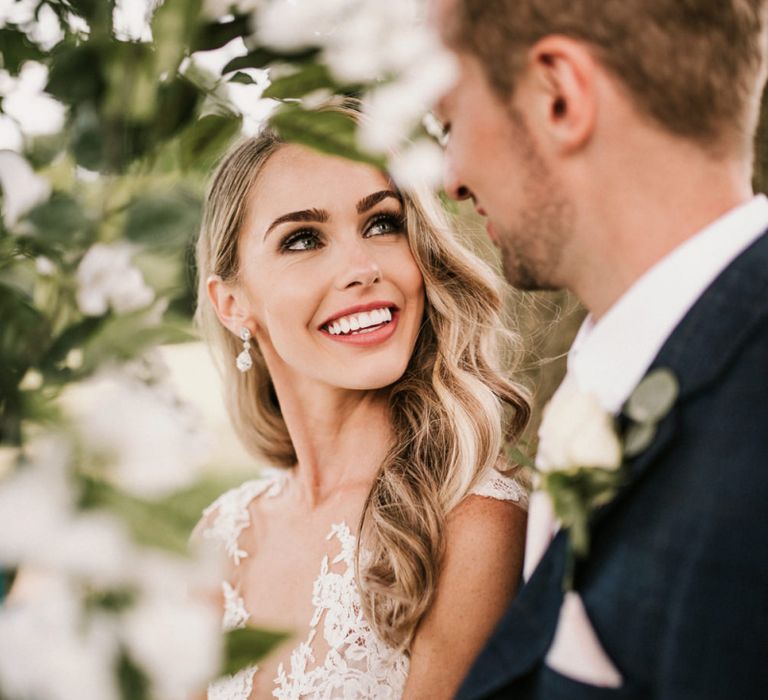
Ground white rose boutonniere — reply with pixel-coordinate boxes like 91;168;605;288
531;368;679;588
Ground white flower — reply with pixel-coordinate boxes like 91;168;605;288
1;62;67;137
0;150;51;227
123;593;222;699
536;374;622;473
76;242;155;316
0;577;120;700
0;437;75;567
388;138;444;190
68;369;211;498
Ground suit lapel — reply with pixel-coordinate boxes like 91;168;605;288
619;228;768;482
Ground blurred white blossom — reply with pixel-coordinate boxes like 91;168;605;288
70;370;211;498
1;62;67;137
0;1;63;50
0;150;51;227
124;593;222;699
254;0;456;182
76;242;155;317
389;138;445;190
113;0;155;42
0;578;120;700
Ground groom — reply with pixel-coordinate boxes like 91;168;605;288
432;0;768;698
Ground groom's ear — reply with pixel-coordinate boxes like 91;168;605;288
517;36;598;155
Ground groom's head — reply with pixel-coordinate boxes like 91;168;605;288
433;0;768;291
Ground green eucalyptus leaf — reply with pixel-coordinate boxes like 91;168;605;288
223;627;291;676
263;64;335;100
270;105;384;168
625;368;679;424
623;421;657;458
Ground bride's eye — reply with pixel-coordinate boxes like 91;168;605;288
365;213;405;237
280;229;322;252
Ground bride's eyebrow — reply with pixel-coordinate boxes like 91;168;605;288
356;190;403;214
263;207;329;241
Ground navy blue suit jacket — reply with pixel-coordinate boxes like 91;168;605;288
458;230;768;699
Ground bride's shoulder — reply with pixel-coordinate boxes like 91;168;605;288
467;464;531;510
193;470;288;563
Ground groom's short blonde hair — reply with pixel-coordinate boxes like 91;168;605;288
447;0;768;154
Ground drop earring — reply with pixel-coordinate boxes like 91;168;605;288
236;327;253;372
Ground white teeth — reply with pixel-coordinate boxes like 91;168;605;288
324;306;394;336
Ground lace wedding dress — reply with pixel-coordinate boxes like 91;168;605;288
201;468;528;700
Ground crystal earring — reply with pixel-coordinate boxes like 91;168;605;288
236;327;253;372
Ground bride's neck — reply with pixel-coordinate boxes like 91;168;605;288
274;377;392;509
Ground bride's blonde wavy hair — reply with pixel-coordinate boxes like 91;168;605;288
196;109;530;649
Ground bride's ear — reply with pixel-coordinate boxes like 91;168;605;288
207;274;256;336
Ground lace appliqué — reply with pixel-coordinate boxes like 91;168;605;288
201;473;287;564
208;582;258;700
272;522;408;700
204;467;525;700
470;468;530;510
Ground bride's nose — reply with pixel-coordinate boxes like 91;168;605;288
334;241;381;290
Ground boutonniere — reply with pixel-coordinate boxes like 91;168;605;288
533;368;679;589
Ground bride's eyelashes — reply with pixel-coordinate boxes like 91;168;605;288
277;211;406;254
365;211;406;237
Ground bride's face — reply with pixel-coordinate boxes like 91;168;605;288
235;144;425;391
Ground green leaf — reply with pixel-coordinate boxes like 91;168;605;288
623;421;657;458
39;316;107;377
229;71;257;85
222;47;321;74
270;105;385;168
24;192;91;246
80;478;194;554
625;368;678;424
263;64;336;100
506;445;536;469
46;44;106;105
180;113;242;170
123;192;202;250
223;627;290;676
116;648;151;700
0;27;46;75
151;0;203;77
193;14;252;52
70;106;104;171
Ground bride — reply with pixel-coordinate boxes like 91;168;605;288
195;109;530;699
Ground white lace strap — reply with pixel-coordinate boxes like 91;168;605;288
470;468;530;510
201;472;287;564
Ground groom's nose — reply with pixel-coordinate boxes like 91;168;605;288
443;163;472;202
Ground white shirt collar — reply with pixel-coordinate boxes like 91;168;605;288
568;194;768;414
